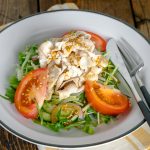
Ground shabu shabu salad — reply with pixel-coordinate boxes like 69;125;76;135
1;31;130;134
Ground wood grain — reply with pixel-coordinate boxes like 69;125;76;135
40;0;134;25
0;127;38;150
131;0;150;38
40;0;61;11
0;0;37;25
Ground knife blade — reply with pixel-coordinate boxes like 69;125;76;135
106;39;150;126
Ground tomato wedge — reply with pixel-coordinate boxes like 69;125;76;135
85;80;130;115
86;31;107;51
14;68;48;119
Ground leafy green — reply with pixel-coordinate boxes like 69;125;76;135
99;60;119;88
78;92;86;104
16;45;39;81
63;93;86;106
0;94;10;100
33;120;63;132
65;120;86;129
99;114;114;124
1;75;20;102
8;75;19;89
87;107;97;114
83;124;94;134
1;45;39;103
5;87;16;102
48;94;61;104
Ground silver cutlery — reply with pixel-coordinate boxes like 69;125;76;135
107;39;150;126
117;38;150;108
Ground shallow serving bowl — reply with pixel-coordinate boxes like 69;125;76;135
0;10;150;148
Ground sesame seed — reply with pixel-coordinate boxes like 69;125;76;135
22;100;26;104
43;76;46;79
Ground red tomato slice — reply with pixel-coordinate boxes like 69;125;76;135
86;31;107;51
14;68;48;119
85;80;130;115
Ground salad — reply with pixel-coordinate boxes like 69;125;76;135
1;31;130;134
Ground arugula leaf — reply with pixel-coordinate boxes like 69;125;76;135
85;115;92;123
100;60;119;88
65;121;86;129
18;51;25;66
2;45;39;103
5;87;16;102
17;45;39;81
33;120;62;132
83;124;94;134
9;75;19;89
1;75;19;103
78;92;86;102
100;114;114;124
0;94;10;100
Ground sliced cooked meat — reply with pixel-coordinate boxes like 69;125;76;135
46;64;62;100
57;82;84;100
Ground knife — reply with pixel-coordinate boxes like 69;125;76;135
106;39;150;126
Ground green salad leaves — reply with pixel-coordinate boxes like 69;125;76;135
0;45;39;102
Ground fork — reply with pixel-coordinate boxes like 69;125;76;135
117;38;150;108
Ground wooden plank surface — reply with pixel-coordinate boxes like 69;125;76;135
131;0;150;38
0;0;37;25
40;0;134;25
0;127;38;150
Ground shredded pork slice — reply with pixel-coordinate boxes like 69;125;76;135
59;77;84;89
55;65;83;91
38;41;53;68
84;66;102;81
62;31;95;54
46;63;62;100
57;82;84;100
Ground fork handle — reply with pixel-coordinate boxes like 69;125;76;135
140;86;150;108
135;74;150;108
138;101;150;126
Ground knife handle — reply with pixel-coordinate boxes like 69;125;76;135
140;86;150;108
138;101;150;126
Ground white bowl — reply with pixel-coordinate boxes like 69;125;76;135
0;10;150;148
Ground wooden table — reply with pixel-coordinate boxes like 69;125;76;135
0;0;150;150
